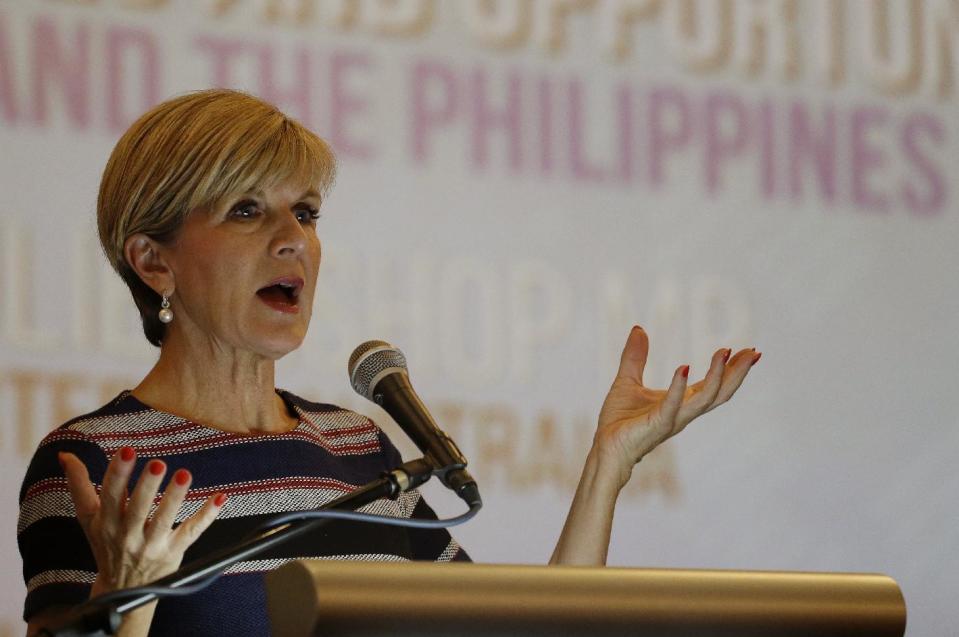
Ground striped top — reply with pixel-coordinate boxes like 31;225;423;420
18;390;468;635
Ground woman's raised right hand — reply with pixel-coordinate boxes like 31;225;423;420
58;448;226;598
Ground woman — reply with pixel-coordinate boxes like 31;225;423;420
18;89;759;637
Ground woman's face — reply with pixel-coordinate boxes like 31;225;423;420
162;179;323;360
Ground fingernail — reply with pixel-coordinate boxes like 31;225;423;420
214;493;228;507
751;352;762;366
119;446;135;462
57;452;66;470
148;459;166;476
722;349;731;363
173;469;191;486
681;365;690;378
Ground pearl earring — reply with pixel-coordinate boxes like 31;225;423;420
158;294;174;324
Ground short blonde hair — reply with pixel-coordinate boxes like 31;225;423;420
97;89;336;346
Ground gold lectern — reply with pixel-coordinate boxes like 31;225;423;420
265;560;906;636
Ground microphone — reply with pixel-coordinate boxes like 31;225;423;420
349;340;481;508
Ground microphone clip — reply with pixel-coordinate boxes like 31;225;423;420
383;458;434;495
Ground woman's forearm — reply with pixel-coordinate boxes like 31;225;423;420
550;448;626;566
113;603;158;637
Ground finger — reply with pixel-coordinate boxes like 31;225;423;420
710;349;761;409
125;459;167;530
99;446;137;521
58;452;101;532
680;348;729;419
171;493;228;554
145;468;192;542
659;364;689;438
615;325;650;385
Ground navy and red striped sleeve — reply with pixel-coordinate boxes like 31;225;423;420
18;425;109;621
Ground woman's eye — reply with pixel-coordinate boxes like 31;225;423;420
229;201;261;219
295;207;321;224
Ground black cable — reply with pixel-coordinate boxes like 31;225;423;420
256;501;481;532
88;571;224;605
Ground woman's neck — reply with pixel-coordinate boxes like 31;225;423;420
131;333;297;434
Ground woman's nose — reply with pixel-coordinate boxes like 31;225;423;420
270;211;308;258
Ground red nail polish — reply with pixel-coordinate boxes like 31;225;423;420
173;469;190;486
148;460;166;476
751;352;762;366
722;349;731;363
681;365;690;378
214;493;227;507
120;446;135;462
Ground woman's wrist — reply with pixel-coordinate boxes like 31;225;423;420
586;435;644;495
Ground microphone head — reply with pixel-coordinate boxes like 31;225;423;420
348;340;408;400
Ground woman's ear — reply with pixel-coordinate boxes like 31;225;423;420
124;233;174;295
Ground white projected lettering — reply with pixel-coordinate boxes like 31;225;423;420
314;250;578;387
508;260;573;384
730;0;799;80
306;248;755;393
0;218;152;358
0;369;130;456
431;400;679;500
0;218;51;350
598;271;751;388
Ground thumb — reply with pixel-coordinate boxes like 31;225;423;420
616;326;649;385
59;452;101;531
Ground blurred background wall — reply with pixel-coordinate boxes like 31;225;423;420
0;1;956;635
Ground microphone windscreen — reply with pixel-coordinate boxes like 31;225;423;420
348;340;408;400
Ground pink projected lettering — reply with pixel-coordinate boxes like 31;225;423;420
0;13;19;124
470;68;523;172
901;114;946;215
193;34;245;88
647;86;693;189
106;26;160;133
537;76;555;175
256;43;314;128
412;61;642;184
0;9;950;217
703;91;750;194
616;84;636;184
788;103;838;205
193;34;376;159
30;16;91;129
0;13;159;131
411;61;460;163
568;78;607;182
405;59;948;216
329;52;374;160
757;101;776;199
851;107;891;213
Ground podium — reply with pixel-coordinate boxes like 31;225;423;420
265;560;906;636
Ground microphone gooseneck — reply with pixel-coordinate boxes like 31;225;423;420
349;340;481;507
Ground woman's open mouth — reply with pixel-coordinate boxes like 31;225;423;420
256;277;303;314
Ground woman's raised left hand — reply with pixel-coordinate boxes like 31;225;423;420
593;325;760;489
550;324;760;565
